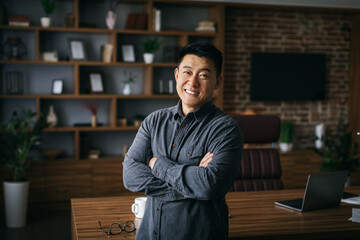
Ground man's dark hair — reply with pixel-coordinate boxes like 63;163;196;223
178;42;223;77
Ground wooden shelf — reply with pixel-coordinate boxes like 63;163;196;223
0;0;224;162
44;126;139;132
0;60;178;67
0;25;217;37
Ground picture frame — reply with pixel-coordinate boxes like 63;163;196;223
52;79;64;94
89;72;104;93
68;39;87;61
122;44;135;62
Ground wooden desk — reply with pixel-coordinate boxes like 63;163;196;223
71;187;360;240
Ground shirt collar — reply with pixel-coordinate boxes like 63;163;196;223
174;101;215;122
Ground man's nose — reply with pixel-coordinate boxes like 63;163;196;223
187;75;199;87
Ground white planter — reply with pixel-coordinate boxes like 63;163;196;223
3;180;29;228
279;143;293;152
143;53;154;64
41;17;51;27
123;83;131;95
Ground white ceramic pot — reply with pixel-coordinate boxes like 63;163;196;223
143;53;154;64
279;143;293;152
3;180;29;228
123;83;131;95
41;17;51;27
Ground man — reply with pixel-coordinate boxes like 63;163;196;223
123;42;243;240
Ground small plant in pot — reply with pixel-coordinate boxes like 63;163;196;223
315;122;359;186
142;37;160;64
121;70;137;95
279;121;294;152
0;107;48;227
41;0;56;27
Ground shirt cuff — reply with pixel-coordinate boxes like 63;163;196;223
152;156;173;181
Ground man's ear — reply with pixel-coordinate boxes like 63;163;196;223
215;76;223;90
174;68;179;82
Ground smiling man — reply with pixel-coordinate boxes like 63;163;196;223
123;42;243;240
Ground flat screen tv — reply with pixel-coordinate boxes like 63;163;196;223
250;52;326;101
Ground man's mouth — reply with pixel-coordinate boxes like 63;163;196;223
185;89;199;95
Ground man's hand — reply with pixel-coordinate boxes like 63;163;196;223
199;152;214;168
149;157;157;169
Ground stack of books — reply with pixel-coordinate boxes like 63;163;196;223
8;15;30;27
349;208;360;223
195;21;216;32
101;44;113;63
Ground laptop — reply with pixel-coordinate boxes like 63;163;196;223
275;171;348;211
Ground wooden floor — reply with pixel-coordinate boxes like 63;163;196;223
0;208;71;240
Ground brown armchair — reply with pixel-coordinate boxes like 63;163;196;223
229;114;283;191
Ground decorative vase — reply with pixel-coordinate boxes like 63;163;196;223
91;114;97;127
315;123;324;149
41;17;51;27
143;53;154;64
123;83;131;95
279;142;293;152
3;180;29;228
1;36;27;60
46;105;58;127
345;176;351;187
105;11;116;29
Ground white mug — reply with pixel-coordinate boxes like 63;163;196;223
131;197;147;218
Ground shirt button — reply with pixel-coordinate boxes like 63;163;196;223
181;123;186;127
173;143;177;148
156;208;159;211
153;231;157;236
156;173;159;176
187;153;191;157
180;194;184;198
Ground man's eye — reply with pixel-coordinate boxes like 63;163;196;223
200;74;208;78
183;71;190;74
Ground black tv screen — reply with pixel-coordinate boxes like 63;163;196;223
250;52;326;101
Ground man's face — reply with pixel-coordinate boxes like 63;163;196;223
175;54;222;115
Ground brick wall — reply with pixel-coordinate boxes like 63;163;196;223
224;7;352;149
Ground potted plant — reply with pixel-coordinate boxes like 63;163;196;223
0;107;47;227
122;71;137;95
41;0;56;27
279;121;294;152
142;37;160;64
315;122;359;186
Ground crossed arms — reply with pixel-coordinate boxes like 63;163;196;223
122;116;243;201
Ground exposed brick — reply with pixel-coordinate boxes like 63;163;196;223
224;7;352;149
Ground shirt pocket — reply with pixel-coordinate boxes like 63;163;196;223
179;146;204;166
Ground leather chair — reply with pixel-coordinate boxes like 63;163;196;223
229;114;283;191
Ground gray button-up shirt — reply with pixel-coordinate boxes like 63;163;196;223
123;101;243;240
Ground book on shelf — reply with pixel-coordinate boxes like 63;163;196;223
101;44;113;63
195;21;216;32
125;13;148;30
8;15;30;27
153;8;161;32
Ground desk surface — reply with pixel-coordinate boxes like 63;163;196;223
71;187;360;240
